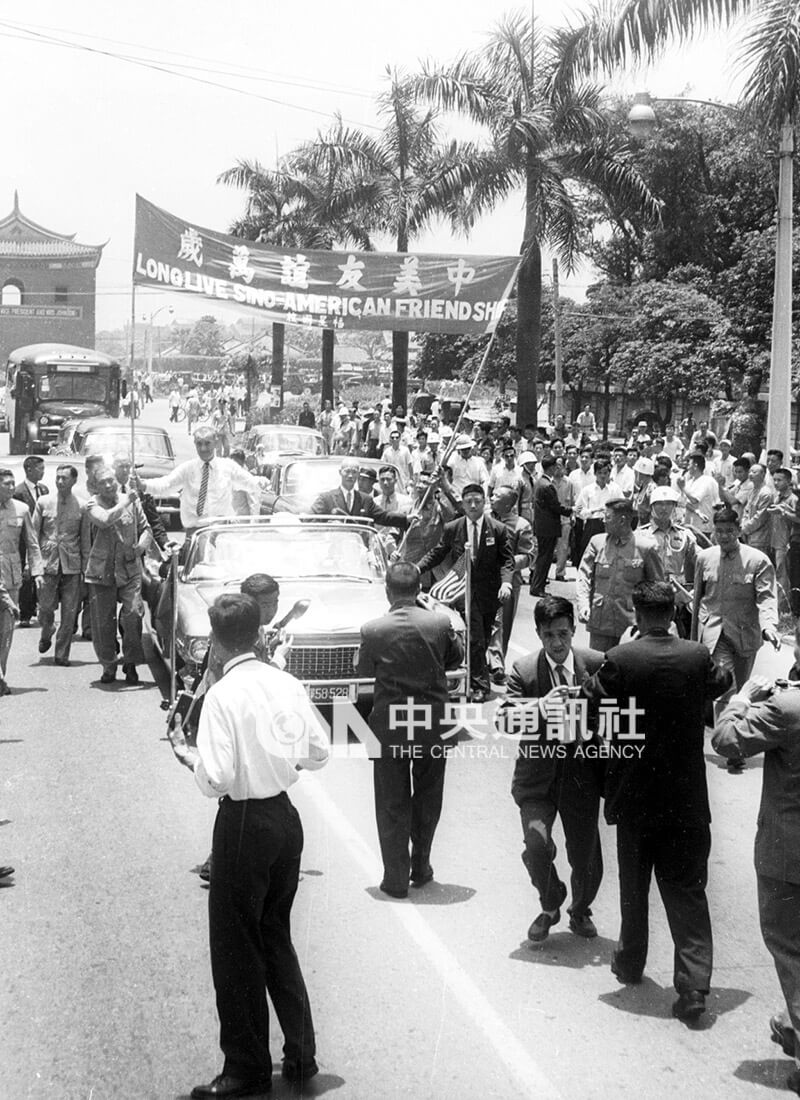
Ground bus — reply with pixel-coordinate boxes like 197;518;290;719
5;343;121;454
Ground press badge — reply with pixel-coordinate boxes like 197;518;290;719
486;536;495;546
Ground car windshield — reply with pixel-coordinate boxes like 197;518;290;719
78;430;172;459
282;459;348;500
185;524;386;583
253;429;322;454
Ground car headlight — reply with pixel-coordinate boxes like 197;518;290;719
187;637;209;664
39;416;49;426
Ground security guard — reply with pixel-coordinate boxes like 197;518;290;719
641;485;697;636
576;498;664;651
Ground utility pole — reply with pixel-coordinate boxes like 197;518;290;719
552;258;564;419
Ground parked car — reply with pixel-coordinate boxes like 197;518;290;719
50;417;180;525
243;424;325;475
153;515;466;704
262;455;403;515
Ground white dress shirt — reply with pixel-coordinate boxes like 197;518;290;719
195;655;330;800
568;468;595;494
574;480;624;519
145;456;261;528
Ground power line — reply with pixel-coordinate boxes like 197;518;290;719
0;21;380;130
0;16;374;98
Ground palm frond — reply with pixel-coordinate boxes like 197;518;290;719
550;0;755;87
739;0;800;125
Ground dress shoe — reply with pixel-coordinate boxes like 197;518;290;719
0;683;11;696
491;669;507;685
672;990;706;1021
281;1058;319;1084
727;757;745;772
469;689;489;704
198;857;211;882
18;619;30;627
81;631;92;641
0;866;15;880
569;913;598;938
100;669;117;684
770;1014;796;1057
379;881;408;899
190;1074;272;1098
38;636;52;654
54;657;69;667
410;864;434;887
528;908;560;942
529;589;547;598
122;664;139;684
554;574;567;582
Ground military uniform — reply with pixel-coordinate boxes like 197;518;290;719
576;530;664;651
641;518;697;636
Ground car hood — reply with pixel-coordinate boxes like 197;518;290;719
133;454;175;479
177;578;388;638
40;400;107;420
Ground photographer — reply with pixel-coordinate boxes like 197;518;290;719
168;593;329;1097
712;653;800;1090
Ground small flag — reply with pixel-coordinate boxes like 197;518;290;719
430;553;466;606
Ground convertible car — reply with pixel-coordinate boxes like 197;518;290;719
154;514;466;703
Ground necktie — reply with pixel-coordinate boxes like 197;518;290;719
345;491;353;513
34;485;41;499
554;663;569;686
471;521;479;562
197;461;211;518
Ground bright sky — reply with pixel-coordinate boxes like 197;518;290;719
0;0;747;330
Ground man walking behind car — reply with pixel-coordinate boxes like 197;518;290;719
35;464;84;666
168;593;330;1098
357;562;464;899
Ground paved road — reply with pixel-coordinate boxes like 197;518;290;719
0;408;797;1098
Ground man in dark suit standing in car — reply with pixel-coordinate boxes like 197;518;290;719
530;455;573;596
357;562;464;899
500;596;605;943
584;580;731;1022
416;483;514;702
311;459;412;530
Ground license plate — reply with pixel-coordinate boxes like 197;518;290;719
308;684;354;701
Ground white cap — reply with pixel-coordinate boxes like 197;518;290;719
633;457;654;475
517;451;538;466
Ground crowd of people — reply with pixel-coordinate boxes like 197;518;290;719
3;398;800;1095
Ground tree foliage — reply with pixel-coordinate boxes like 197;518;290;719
182;315;223;357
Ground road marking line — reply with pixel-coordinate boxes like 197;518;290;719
304;779;563;1099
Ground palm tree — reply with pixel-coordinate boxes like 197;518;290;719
217;158;373;407
291;72;501;411
553;0;799;451
413;10;660;426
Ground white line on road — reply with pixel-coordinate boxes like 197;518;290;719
304;778;563;1100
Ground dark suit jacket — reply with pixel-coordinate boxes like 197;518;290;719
584;630;731;825
416;515;514;609
13;482;49;515
713;687;800;884
507;645;605;806
533;475;570;539
311;486;409;529
357;601;464;749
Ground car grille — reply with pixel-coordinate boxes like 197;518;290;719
285;644;359;681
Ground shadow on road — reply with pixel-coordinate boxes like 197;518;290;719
174;1070;346;1099
734;1057;795;1091
364;883;476;905
0;739;23;744
599;981;750;1025
510;932;616;969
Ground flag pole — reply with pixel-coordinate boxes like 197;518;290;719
464;549;472;698
128;282;137;471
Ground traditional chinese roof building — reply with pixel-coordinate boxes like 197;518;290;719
0;192;105;366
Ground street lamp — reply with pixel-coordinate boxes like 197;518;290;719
141;305;175;375
627;91;794;460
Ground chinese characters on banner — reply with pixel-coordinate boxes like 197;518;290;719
132;195;519;334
